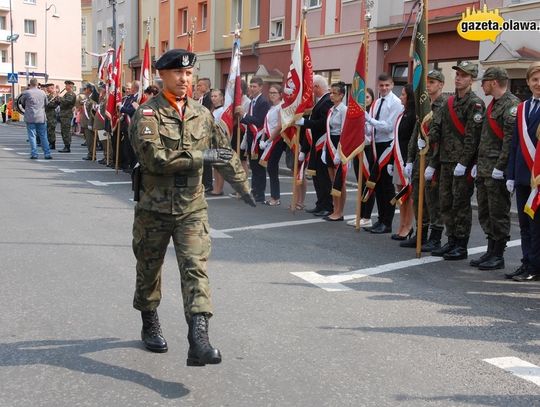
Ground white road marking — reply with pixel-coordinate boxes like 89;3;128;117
38;159;90;162
2;148;14;150
484;357;540;387
59;168;114;173
292;239;522;291
87;180;131;186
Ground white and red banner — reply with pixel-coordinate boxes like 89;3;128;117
138;38;151;105
220;38;242;137
106;42;123;130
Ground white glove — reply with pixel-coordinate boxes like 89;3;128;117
387;164;394;176
424;166;435;181
365;111;373;124
417;138;426;150
298;152;305;162
321;149;327;164
471;164;477;179
259;139;268;150
333;154;341;165
295;118;305;126
506;179;515;193
404;163;413;179
453;163;466;177
240;135;247;150
492;168;504;180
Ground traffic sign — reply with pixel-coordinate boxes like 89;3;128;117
7;73;18;83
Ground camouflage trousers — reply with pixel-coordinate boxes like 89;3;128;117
132;207;212;321
412;162;443;231
475;176;511;242
60;116;72;146
84;128;95;159
46;117;56;145
439;163;475;240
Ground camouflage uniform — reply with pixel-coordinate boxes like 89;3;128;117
93;95;111;162
59;90;76;148
129;92;250;321
45;93;58;147
80;98;96;159
429;64;484;254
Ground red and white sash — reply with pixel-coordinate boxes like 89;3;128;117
325;106;339;166
392;112;408;187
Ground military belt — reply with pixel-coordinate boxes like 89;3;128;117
142;173;201;188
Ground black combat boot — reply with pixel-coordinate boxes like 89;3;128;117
58;145;70;153
443;237;468;261
50;141;55;150
400;225;428;248
478;240;506;270
470;238;493;267
141;310;168;353
431;236;455;257
421;228;443;252
187;313;222;366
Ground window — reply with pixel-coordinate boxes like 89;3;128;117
107;27;113;45
270;19;283;40
25;52;37;67
180;8;188;34
81;17;87;37
250;0;259;28
24;19;36;35
118;23;125;37
1;50;7;63
161;40;169;53
82;48;86;67
231;0;243;31
308;0;321;7
97;29;103;48
199;2;208;31
0;16;6;30
23;0;36;4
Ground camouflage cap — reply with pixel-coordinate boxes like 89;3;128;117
481;67;508;82
64;80;75;85
427;69;445;82
452;61;478;78
155;49;197;70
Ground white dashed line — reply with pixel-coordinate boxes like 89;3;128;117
484;357;540;387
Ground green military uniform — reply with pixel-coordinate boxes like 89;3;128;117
93;92;111;163
472;67;520;269
429;61;485;258
130;92;250;321
405;91;446;250
58;84;76;150
45;91;58;148
80;96;96;159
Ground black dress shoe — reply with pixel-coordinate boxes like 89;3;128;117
323;216;343;221
391;234;408;241
305;207;321;214
82;156;92;160
504;264;528;279
370;223;391;234
314;210;331;217
512;271;540;282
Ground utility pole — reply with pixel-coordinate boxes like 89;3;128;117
9;0;15;104
110;0;117;63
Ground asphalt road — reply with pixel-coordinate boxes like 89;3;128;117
0;123;539;407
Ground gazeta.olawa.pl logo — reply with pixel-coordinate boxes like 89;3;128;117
457;4;540;42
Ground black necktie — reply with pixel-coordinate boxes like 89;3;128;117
375;97;385;120
531;98;539;116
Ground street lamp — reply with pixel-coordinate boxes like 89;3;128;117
8;0;15;107
44;3;60;83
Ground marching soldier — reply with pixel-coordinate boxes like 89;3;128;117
129;49;256;365
58;80;76;153
425;61;485;260
45;84;58;150
470;67;519;270
401;70;446;251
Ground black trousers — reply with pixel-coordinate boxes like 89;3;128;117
516;185;540;272
374;141;395;227
267;139;285;199
311;146;333;212
1;112;6;123
202;163;213;189
353;147;375;219
121;130;137;170
247;136;266;200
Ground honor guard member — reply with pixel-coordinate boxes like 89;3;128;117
45;84;59;149
402;70;446;251
470;67;519;270
129;49;256;365
425;61;485;260
94;83;111;164
58;80;76;152
81;83;98;160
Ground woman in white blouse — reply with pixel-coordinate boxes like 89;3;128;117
324;81;348;221
258;84;284;206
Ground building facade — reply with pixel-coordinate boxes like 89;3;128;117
130;0;160;82
0;0;82;99
81;0;93;84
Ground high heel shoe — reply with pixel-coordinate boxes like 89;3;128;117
391;228;413;241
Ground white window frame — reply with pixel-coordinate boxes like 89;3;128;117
23;0;37;4
0;16;6;30
231;0;243;31
180;8;188;35
24;19;36;35
1;50;7;63
81;17;87;37
269;18;284;41
199;2;208;31
25;52;37;68
250;0;260;28
308;0;322;8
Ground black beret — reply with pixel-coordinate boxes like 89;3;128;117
44;83;54;87
155;49;197;70
64;80;75;85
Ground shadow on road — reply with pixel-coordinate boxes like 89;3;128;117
0;338;189;399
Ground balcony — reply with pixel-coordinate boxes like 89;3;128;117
0;62;12;75
0;0;10;11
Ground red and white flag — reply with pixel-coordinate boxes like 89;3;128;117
106;42;123;130
280;22;313;147
138;38;151;104
220;38;242;137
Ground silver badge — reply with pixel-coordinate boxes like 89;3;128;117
509;106;518;117
182;55;190;67
143;126;153;135
473;113;483;123
462;61;469;66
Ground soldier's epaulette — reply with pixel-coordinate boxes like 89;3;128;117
142;108;155;117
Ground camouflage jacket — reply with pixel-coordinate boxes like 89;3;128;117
79;99;96;129
129;92;250;215
59;91;76;116
92;98;107;131
477;90;520;177
407;94;447;165
429;89;485;167
45;94;58;118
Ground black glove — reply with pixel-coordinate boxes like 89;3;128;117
202;148;234;164
241;193;256;207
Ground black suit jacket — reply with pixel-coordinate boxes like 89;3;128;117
301;92;332;153
240;94;271;141
200;92;213;111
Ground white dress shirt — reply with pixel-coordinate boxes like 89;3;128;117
369;91;403;143
329;102;347;135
